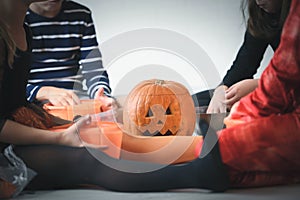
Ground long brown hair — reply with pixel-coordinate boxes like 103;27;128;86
241;0;291;40
0;19;16;68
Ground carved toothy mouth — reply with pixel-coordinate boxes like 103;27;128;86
142;130;174;136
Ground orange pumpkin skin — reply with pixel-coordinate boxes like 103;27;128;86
123;79;196;136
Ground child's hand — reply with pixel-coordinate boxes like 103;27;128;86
224;79;258;109
94;87;114;112
58;115;107;150
37;86;81;106
207;85;228;113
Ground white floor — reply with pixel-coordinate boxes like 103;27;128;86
17;184;300;200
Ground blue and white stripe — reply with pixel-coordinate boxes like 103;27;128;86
25;0;111;102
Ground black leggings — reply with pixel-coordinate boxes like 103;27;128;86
14;130;229;192
192;89;214;107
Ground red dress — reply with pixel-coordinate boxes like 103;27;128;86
218;0;300;188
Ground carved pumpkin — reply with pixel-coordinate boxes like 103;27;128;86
123;79;196;136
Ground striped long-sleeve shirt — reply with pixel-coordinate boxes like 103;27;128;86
25;0;111;102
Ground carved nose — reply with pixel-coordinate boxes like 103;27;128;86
157;120;164;125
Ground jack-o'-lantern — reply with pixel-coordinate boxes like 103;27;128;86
123;79;196;136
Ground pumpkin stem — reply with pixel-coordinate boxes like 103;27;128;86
155;79;165;85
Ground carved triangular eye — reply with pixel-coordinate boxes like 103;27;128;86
165;107;172;115
146;108;154;117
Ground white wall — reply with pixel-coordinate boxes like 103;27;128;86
76;0;274;96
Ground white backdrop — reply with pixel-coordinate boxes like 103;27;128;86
76;0;274;96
